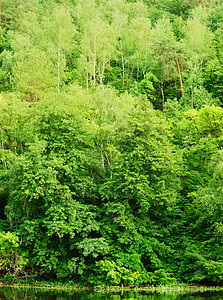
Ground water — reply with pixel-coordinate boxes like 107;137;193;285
0;287;222;300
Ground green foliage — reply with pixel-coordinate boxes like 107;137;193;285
89;259;141;286
0;231;28;278
100;99;180;216
77;238;109;257
151;269;178;286
0;0;223;287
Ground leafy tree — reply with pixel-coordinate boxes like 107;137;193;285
105;0;130;88
0;231;28;281
1;90;111;280
203;57;223;105
41;6;77;92
13;49;56;103
78;16;116;89
103;99;180;216
0;0;223;286
151;17;184;109
127;17;152;78
180;14;215;107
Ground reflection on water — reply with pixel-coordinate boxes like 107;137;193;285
0;287;222;300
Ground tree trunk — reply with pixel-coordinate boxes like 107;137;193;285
99;58;106;85
161;81;165;111
0;5;2;24
18;2;21;32
86;69;89;91
93;57;96;88
100;142;104;169
120;39;125;86
57;48;61;93
176;58;184;97
35;93;38;126
35;80;38;126
93;37;97;89
85;52;88;91
142;64;146;78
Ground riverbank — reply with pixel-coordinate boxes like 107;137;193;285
0;282;222;294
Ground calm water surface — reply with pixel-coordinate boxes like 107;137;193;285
0;287;222;300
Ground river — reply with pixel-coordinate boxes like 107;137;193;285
0;286;223;299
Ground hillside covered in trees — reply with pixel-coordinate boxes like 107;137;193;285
0;0;222;286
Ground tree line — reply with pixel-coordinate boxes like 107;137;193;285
0;0;222;285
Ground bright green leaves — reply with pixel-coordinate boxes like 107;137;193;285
78;16;116;89
180;14;216;108
208;149;223;181
203;58;223;104
43;203;77;239
196;106;223;138
41;6;77;92
173;106;222;204
1;0;223;286
177;243;223;283
152;17;179;82
182;15;215;63
102;101;180;215
126;17;152;78
1;88;110;280
198;149;223;239
3;2;76;96
14;49;56;101
102;202;140;245
95;95;182;284
89;259;141;286
77;238;109;258
0;94;32;154
0;231;28;280
0;84;222;285
5;91;98;223
170;105;223;284
87;235;177;285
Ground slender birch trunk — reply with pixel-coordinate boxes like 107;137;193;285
161;81;165;111
34;79;38;109
93;36;97;89
86;52;89;91
120;39;125;86
57;48;61;93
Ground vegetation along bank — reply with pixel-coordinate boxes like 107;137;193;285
0;0;222;286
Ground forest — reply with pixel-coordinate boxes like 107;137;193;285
0;0;222;286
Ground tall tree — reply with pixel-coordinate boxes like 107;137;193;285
127;17;152;78
106;0;130;87
13;49;56;104
78;16;116;89
151;17;183;109
41;6;76;92
180;15;215;107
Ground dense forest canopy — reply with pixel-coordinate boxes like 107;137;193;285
0;0;222;286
